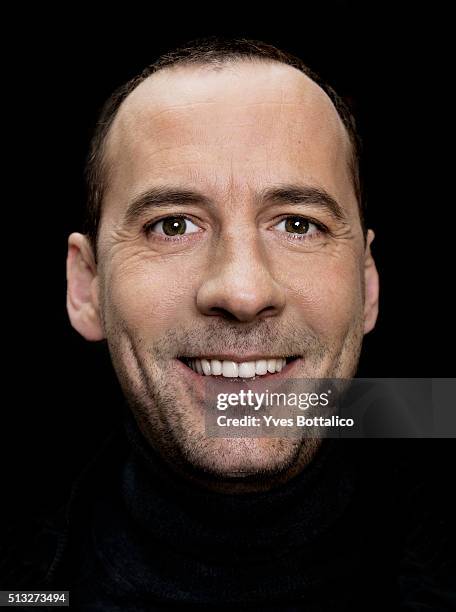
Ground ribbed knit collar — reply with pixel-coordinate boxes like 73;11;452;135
79;411;357;606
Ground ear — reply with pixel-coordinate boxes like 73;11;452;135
363;229;379;335
66;232;105;341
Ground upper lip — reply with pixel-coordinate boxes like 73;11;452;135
178;354;300;362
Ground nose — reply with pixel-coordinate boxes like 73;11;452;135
196;233;286;323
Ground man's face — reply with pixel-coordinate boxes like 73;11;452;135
67;61;378;486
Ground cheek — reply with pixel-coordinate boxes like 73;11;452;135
104;257;199;336
276;253;363;336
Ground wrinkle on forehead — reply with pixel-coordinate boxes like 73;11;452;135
102;60;354;212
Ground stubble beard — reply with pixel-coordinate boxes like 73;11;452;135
104;314;364;489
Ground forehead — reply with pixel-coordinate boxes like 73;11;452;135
103;60;354;209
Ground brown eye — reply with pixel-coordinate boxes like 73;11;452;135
284;216;310;234
162;217;186;236
148;216;200;237
274;215;321;237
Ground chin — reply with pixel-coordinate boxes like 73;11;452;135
179;436;302;479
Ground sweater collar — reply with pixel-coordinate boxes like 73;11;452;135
119;409;355;561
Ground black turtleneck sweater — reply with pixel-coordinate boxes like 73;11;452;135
30;412;456;610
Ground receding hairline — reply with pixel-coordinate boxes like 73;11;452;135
102;56;353;175
83;42;365;256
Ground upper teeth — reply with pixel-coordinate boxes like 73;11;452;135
187;358;287;377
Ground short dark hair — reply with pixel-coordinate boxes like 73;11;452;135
84;36;364;255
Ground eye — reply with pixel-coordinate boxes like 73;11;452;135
273;216;320;237
146;216;200;237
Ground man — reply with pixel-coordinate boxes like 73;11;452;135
68;36;379;488
3;38;454;610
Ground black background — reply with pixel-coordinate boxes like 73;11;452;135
2;3;446;526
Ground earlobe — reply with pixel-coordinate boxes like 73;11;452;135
363;229;379;335
66;232;105;341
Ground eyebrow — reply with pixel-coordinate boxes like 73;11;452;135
124;183;346;225
124;187;212;225
260;184;345;221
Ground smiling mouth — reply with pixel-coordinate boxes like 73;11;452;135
178;356;300;378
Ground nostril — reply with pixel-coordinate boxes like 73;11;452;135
207;307;240;321
257;305;279;319
196;267;286;323
206;305;279;323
